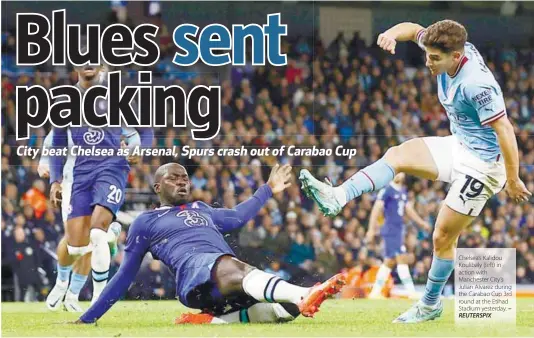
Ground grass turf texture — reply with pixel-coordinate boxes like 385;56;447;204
2;299;534;337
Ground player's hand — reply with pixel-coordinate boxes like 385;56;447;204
377;33;397;54
505;178;531;203
267;163;292;194
50;182;62;209
38;164;50;178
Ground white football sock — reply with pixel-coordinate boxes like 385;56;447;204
90;228;111;302
213;303;295;324
397;264;416;293
242;269;309;305
369;264;391;297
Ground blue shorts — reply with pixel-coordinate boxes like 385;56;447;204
383;235;406;259
177;252;256;314
68;168;128;220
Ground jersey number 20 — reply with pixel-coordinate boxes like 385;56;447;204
107;185;123;204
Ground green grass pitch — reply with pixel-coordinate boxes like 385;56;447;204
2;299;534;337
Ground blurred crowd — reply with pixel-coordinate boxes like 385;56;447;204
2;12;534;302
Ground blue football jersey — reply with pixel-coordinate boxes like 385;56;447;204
124;201;235;279
50;82;133;183
417;30;507;162
376;184;407;236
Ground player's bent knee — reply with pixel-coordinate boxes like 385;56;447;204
213;256;250;295
383;146;403;170
90;228;108;245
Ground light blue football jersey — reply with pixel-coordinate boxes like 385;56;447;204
417;29;506;162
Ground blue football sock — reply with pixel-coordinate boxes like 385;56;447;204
69;273;88;295
57;264;73;283
341;158;396;201
422;255;454;306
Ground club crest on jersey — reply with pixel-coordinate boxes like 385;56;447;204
83;128;105;145
177;210;209;227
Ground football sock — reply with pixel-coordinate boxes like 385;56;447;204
57;264;73;284
213;303;296;324
369;264;391;297
68;272;88;296
422;255;454;306
339;158;396;201
90;228;111;302
242;269;309;305
397;264;416;294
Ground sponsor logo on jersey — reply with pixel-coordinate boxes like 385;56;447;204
472;89;493;106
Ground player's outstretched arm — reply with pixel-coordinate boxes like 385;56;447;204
76;250;144;324
76;217;150;324
489;117;532;203
213;164;292;233
377;22;425;54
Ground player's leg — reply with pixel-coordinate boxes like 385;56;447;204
393;205;475;323
177;303;300;325
62;222;120;311
394;148;504;323
299;137;447;216
46;216;91;311
89;170;126;304
212;255;345;317
368;256;395;299
396;254;416;297
64;253;91;312
89;206;114;304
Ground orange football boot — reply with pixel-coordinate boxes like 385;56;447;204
175;312;214;325
298;273;347;317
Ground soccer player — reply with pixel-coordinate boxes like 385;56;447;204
40;127;138;312
48;62;154;308
75;163;346;325
299;20;531;323
365;173;430;299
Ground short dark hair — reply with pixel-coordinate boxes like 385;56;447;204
422;20;467;53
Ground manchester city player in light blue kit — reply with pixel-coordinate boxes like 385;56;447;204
299;20;531;323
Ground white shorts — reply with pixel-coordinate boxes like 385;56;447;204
423;135;506;217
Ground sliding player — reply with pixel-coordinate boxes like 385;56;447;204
76;163;346;325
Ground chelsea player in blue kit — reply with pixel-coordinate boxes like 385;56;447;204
48;62;154;308
41;126;140;312
365;173;431;299
300;20;531;323
75;163;346;325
